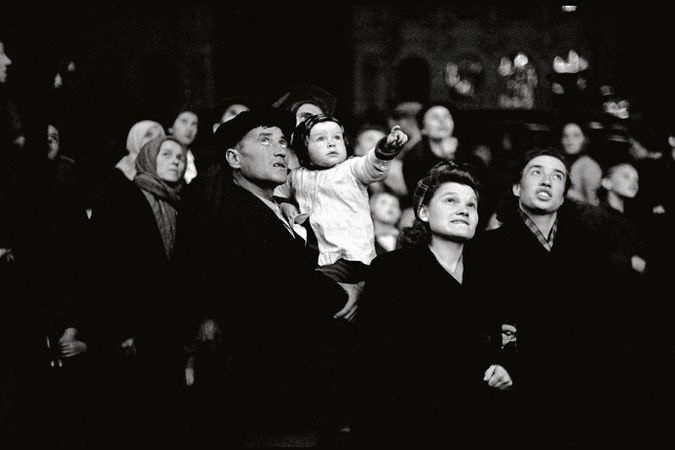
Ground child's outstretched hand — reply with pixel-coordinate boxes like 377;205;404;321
375;126;408;161
384;125;408;151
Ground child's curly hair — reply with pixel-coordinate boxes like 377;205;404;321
291;114;350;167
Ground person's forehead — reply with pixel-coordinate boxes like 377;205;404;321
296;103;323;115
563;123;582;133
376;193;399;204
146;125;163;136
243;125;285;140
310;121;341;133
612;163;637;175
176;111;198;121
161;140;183;152
425;105;451;119
433;181;476;198
524;155;566;172
225;104;249;114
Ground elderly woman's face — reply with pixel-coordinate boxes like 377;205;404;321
420;181;478;242
156;140;186;183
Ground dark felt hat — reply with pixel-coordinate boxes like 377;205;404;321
272;84;337;116
211;107;295;151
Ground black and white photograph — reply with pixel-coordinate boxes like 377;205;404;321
1;3;673;448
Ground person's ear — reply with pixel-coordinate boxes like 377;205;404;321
601;177;612;191
418;206;429;222
225;148;241;168
512;183;521;198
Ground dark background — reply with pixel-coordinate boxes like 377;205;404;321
2;4;672;158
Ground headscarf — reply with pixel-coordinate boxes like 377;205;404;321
126;120;165;156
116;120;166;180
134;135;186;260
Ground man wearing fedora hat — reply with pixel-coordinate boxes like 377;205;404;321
177;107;350;447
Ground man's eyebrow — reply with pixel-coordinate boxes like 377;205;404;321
526;164;565;174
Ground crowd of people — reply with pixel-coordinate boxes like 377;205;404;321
2;36;675;449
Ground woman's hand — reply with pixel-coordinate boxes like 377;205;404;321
59;327;88;358
483;364;512;390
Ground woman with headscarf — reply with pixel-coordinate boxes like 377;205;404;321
84;135;189;449
88;120;166;220
116;119;166;181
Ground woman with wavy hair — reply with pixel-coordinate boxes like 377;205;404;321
354;161;512;448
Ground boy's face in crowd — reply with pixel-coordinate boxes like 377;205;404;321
419;182;478;242
513;155;567;215
306;121;347;168
603;163;639;199
0;41;12;83
228;126;290;187
370;192;401;226
170;111;199;146
561;122;585;155
422;106;454;140
156;140;187;184
354;128;385;157
295;103;323;126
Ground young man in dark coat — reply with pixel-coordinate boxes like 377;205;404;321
176;108;351;447
473;147;633;448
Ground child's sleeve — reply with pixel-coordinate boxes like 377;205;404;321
349;146;393;185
